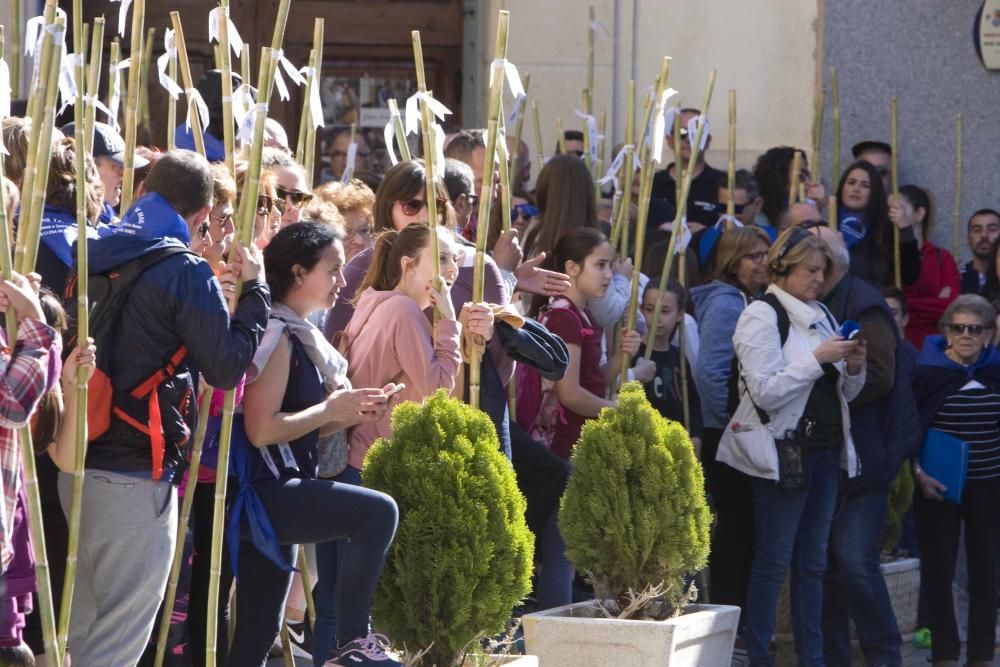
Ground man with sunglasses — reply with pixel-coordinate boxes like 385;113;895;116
851;140;893;192
444;158;479;235
812;225;917;667
650;107;724;227
717;169;766;228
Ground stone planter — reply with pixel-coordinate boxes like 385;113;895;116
460;656;538;667
774;557;920;666
521;601;740;667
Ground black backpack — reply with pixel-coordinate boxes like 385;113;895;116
724;293;790;421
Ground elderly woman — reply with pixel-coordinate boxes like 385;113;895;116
718;224;867;666
912;294;1000;667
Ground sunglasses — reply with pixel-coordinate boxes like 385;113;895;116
196;220;210;239
715;202;746;214
398;198;448;217
513;203;539;220
943;323;992;336
257;195;285;216
276;186;314;208
330;149;373;159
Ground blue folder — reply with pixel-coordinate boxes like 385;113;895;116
920;428;969;504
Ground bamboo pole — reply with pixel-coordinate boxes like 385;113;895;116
296;18;324;183
620;56;673;383
642;69;717;363
302;50;321;185
166;35;178;151
830;67;840;186
788;150;801;208
107;38;121;130
83;18;106;156
170;13;206;159
297;548;316;630
586;6;595;114
596;109;607;183
891;96;900;288
507;74;530;192
811;87;825;186
608;80;635;251
828;195;837;231
153;389;213;667
218;1;236;177
531;100;544;174
411;31;443;301
677;253;690;430
952;113;963;260
120;0;146;212
388;98;410;162
57;1;92;656
726;90;736;221
141;26;156;136
674;109;682;217
10;0;20;100
498;102;512;233
241;43;250;93
343;123;357;182
581;89;592;172
555;117;565;154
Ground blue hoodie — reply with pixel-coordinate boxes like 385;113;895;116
913;336;1000;434
690;280;747;429
79;192;270;478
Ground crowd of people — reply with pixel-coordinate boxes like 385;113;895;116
0;57;998;667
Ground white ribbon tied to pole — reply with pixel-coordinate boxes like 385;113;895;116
299;66;324;130
232;84;256;144
237;102;268;144
384;120;399;166
157;30;182;100
184;87;210;133
574;109;601;164
716;214;744;229
687;115;711;153
109;0;133;38
83;95;116;124
0;58;9;155
675;216;692;253
271;49;305;102
489;58;525;99
24;8;68;57
404;91;452;136
651;87;680;164
208;6;244;57
506;93;525;128
57;52;83;116
341;142;358;183
109;58;130;132
598;143;638;189
590;19;613;39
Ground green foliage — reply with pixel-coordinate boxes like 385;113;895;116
881;464;915;555
559;381;711;618
362;391;534;667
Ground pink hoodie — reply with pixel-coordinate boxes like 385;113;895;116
339;287;462;469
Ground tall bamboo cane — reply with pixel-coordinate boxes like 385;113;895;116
218;0;236;177
119;0;146;212
531;100;544;174
642;69;717;364
674;109;683;218
952;113;963;260
469;10;510;408
620;56;672;384
170;13;206;159
343;123;357;182
241;44;250;93
811;86;825;186
596;110;607;184
555;117;565;154
57;1;92;656
296;548;316;630
581;89;592;172
153;389;213;667
83;18;106;156
387;98;410;162
411;31;443;309
107;38;121;130
140;26;156;136
508;74;529;192
828;195;837;231
10;0;20;100
677;252;690;430
830;67;840;186
726;90;736;222
497;102;512;234
788;150;801;208
608;80;635;251
166;35;178;151
586;6;595;114
304;19;325;184
890;96;900;288
11;14;64;664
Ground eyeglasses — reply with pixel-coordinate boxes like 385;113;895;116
743;251;768;264
276;186;314;209
943;323;992;336
347;225;374;240
257;195;285;216
330;149;373;159
210;211;233;226
513;203;539;220
398;198;448;217
462;193;480;208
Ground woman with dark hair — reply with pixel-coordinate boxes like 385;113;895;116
894;184;959;348
229;221;402;667
752;146;825;227
836;160;920;287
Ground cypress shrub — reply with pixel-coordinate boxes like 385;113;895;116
881;464;915;556
559;381;711;619
362;390;535;666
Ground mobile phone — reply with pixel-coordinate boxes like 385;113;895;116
839;320;862;340
384;383;406;399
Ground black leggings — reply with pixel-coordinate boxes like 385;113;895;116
225;476;398;667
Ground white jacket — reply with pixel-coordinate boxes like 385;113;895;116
717;284;866;480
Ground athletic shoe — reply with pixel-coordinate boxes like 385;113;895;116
327;633;401;666
913;626;931;649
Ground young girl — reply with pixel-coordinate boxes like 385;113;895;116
230;221;402;667
638;279;703;453
527;226;642;460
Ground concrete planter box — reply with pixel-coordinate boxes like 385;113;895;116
460;656;538;667
521;601;740;667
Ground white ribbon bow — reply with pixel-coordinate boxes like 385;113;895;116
25;8;68;57
237;102;268;144
686;114;710;152
341;142;358;183
83;94;116;123
675;216;692;253
573;109;601;164
109;0;132;38
384;120;399;166
716;214;744;228
156;29;182;100
231;84;255;143
299;66;324;130
184;87;210;133
208;6;244;56
57;52;83;116
651;87;680;164
271;49;305;102
404;91;452;136
488;58;525;99
108;58;130;131
589;19;613;39
598;144;638;188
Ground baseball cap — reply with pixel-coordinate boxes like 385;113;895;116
851;140;892;159
60;121;150;168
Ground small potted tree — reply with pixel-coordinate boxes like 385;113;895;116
521;382;740;667
362;390;537;667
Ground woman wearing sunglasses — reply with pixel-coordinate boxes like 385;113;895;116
911;295;1000;667
253;171;284;250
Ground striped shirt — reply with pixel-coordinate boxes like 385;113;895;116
932;382;1000;480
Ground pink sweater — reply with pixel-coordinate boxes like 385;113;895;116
339;288;462;469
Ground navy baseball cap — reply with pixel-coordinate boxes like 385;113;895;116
61;121;150;168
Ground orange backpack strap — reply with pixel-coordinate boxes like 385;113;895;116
124;345;188;480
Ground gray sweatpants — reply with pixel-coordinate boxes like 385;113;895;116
58;469;177;667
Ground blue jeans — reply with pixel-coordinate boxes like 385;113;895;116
312;465;363;666
746;447;841;667
822;481;902;666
